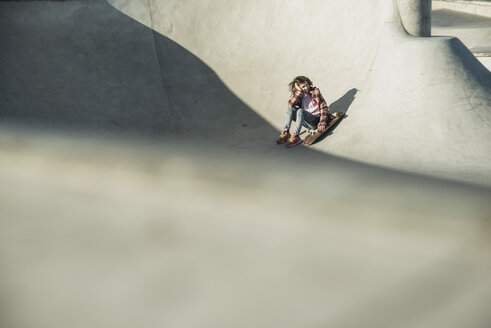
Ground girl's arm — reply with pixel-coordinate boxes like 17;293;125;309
313;89;330;132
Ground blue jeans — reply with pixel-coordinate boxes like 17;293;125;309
283;106;320;135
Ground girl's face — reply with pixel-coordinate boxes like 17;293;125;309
295;82;310;94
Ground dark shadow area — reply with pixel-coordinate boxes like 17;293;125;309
0;1;175;137
448;37;491;89
328;88;357;114
0;1;275;146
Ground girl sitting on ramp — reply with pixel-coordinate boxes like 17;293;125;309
276;76;332;147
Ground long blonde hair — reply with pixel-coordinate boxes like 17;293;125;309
288;76;313;94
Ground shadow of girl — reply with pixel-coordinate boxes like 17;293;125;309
315;88;358;143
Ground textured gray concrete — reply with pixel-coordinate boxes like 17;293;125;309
0;1;173;137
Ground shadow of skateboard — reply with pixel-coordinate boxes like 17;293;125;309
303;112;345;146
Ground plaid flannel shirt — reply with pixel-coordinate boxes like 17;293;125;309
288;87;330;128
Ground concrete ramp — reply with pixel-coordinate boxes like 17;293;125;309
108;0;491;185
1;0;490;184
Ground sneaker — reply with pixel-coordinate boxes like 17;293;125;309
285;134;302;147
276;131;291;144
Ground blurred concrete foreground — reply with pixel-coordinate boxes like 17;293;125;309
1;1;491;328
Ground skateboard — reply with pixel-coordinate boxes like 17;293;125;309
303;112;345;146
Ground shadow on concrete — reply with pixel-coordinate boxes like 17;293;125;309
0;0;352;163
329;88;358;115
312;88;357;144
0;1;274;143
448;38;491;88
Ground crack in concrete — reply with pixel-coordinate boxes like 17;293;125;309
148;0;176;135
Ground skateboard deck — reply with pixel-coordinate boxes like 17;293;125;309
303;112;344;146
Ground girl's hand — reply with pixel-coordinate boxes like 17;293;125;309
317;123;326;132
293;85;303;97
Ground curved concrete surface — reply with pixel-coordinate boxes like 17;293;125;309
111;0;491;185
1;0;490;185
1;1;491;327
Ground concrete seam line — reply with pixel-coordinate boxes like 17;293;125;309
148;0;176;135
